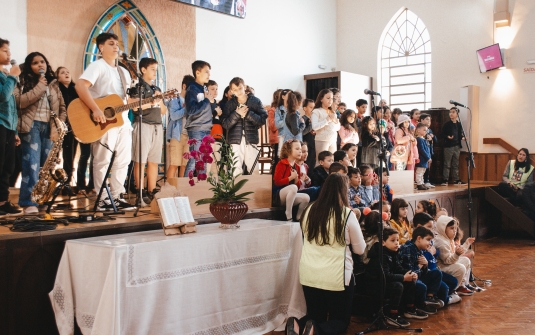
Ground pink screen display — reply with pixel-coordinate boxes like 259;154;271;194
477;44;503;72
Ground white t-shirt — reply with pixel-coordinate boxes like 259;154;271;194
80;59;132;127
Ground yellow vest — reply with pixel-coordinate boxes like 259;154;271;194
508;160;533;187
299;206;351;291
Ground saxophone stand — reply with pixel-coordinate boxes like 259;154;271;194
90;143;124;215
42;179;71;220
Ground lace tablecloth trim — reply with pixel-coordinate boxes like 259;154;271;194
51;284;75;331
128;247;290;286
191;304;289;335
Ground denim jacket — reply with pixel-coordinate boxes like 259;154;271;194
0;72;18;131
358;185;380;207
279;110;305;142
398;240;428;277
166;95;185;141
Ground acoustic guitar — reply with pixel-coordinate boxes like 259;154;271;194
68;89;178;143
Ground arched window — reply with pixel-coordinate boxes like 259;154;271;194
84;0;166;89
379;8;431;111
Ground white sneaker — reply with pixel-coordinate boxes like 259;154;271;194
425;183;435;188
24;206;39;214
448;293;462;305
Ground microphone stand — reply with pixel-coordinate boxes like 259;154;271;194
456;107;490;289
122;56;146;217
358;94;422;334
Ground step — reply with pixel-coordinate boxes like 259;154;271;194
484;186;535;237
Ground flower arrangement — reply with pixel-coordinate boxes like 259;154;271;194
183;135;253;205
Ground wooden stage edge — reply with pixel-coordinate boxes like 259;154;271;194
0;182;498;241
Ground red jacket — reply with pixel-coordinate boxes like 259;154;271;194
273;158;303;189
267;107;279;145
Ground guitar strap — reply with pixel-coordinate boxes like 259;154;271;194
116;66;129;100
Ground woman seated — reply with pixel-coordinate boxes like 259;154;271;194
498;148;533;205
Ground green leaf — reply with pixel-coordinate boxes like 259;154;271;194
230;179;249;193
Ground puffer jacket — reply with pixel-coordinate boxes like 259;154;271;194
222;95;267;145
14;80;66;138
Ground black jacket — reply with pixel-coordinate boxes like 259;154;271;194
222;95;267;145
310;165;329;187
442;120;463;148
366;242;405;284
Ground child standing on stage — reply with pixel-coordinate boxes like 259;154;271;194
166;75;195;179
441;107;466;185
130;57;167;206
311;89;339;165
419;113;436;188
272;139;310;221
76;33;133;210
184;60;213;177
0;38;22;215
302;98;316;170
415;123;432;190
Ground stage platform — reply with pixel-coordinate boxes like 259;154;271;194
0;178;501;335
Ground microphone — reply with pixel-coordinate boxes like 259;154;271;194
449;100;468;108
364;89;381;96
10;59;16;66
38;69;45;77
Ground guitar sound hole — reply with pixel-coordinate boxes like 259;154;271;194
103;107;115;119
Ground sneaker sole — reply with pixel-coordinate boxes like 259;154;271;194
385;317;410;327
403;313;428;320
416;308;437;315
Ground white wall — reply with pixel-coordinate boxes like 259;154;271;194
336;0;535;154
196;0;337;104
0;0;27;63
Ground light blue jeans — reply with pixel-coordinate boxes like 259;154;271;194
184;129;211;177
19;121;53;207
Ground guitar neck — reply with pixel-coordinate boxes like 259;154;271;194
116;96;155;113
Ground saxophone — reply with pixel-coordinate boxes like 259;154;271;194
31;112;69;205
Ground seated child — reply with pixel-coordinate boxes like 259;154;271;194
334;150;351;167
434;216;474;296
296;142;320;201
366;228;427;325
389;198;412;244
371;201;391;226
329;162;347;175
412;213;461;305
398;226;443;313
454;227;480;292
358;165;380;207
348;167;365;214
273;139;310;221
375;167;393;203
310;151;333;187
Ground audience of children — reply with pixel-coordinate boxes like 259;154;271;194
333;150;351;168
389;198;412;244
272;139;310;221
329;162;348;175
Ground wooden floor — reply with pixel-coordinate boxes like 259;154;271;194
268;236;535;335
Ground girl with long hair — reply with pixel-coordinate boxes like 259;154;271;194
311;89;339;165
338;109;359;148
279;91;305;146
14;52;66;214
267;89;282;170
389;198;412;244
498;148;534;204
393;114;417;171
272;139;310;221
286;173;365;335
56;66;93;194
341;142;358;168
360;116;382;169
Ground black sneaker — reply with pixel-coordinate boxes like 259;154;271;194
386;315;410;327
440;180;448;186
454;180;467;185
425;295;445;308
404;308;428;319
115;197;135;210
0;202;22;214
416;304;437;315
97;198;115;211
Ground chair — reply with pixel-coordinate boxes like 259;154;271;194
257;124;272;174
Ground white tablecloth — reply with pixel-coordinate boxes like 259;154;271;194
50;219;306;335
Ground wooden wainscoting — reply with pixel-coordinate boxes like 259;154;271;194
459;152;535;183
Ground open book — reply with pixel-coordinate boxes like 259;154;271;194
157;197;195;228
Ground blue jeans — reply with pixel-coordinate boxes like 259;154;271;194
415;269;442;304
19;121;53;207
184;129;210;177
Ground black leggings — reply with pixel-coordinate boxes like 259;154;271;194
299;277;355;335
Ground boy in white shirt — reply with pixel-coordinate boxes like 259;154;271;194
75;33;134;210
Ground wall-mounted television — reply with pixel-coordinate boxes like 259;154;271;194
477;43;504;73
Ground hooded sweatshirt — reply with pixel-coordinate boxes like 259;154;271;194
433;216;460;266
